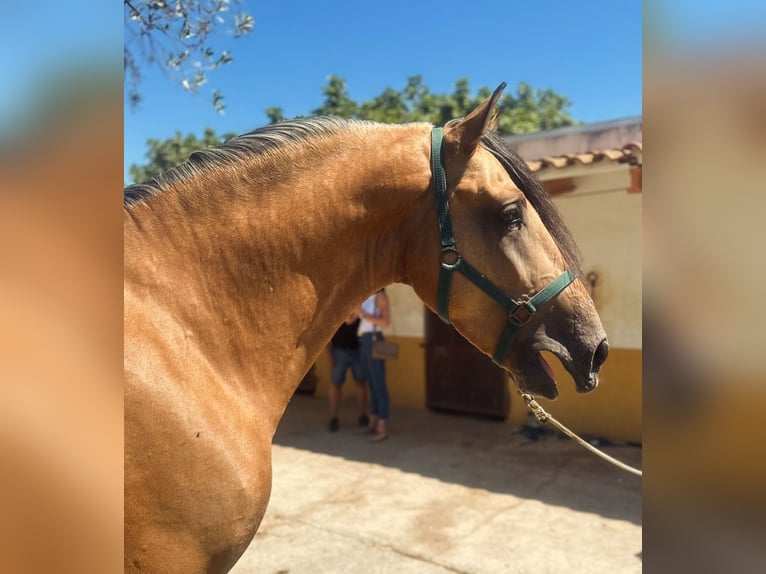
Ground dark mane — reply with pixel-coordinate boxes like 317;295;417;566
480;131;583;277
126;120;582;278
124;116;354;208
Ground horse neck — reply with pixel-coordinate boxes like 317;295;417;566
124;123;432;426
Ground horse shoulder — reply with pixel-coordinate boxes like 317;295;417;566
124;289;273;573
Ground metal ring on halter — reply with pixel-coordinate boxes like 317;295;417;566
440;249;461;268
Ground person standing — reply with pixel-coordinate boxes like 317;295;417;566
327;314;369;432
356;289;391;442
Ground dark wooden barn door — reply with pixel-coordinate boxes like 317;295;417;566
424;309;510;420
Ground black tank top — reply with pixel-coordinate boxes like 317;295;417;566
331;318;360;350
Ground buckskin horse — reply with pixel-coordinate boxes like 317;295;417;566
124;84;608;573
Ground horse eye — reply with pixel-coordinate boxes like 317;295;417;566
501;204;523;232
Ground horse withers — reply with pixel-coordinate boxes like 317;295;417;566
124;84;608;573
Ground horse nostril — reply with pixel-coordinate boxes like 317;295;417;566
592;339;609;372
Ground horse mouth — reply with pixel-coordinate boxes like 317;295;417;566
516;351;560;400
512;338;606;400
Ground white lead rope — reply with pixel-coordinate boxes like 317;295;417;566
520;392;643;477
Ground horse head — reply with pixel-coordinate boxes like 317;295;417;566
408;84;608;400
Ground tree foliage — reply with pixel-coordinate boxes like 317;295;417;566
124;0;253;112
130;76;576;184
273;75;576;135
129;127;234;184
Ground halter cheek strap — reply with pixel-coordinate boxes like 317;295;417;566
430;127;576;367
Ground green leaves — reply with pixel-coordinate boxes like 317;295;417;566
212;90;224;113
234;13;254;36
124;0;253;113
129;127;235;184
285;75;576;135
130;76;577;185
265;107;286;125
311;76;359;118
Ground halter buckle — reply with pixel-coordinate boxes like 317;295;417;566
509;301;535;326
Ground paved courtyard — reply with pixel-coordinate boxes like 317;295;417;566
232;394;642;574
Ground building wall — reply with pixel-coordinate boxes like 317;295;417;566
506;116;642;160
314;340;642;443
314;164;642;443
519;166;642;442
314;334;427;414
508;348;642;443
548;168;642;349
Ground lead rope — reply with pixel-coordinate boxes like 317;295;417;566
519;392;643;477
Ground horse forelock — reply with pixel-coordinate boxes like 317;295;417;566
124;116;380;208
480;131;583;278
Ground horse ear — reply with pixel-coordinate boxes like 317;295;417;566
445;82;506;158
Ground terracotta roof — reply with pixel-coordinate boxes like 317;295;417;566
526;142;642;173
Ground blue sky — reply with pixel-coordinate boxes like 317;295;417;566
124;0;642;182
0;1;118;131
125;0;641;182
4;1;766;182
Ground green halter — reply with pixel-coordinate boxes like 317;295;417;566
430;127;576;367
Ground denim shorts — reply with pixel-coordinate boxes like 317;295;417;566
330;347;367;385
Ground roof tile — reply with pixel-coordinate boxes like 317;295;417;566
526;141;642;172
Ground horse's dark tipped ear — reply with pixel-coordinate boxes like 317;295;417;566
446;82;506;158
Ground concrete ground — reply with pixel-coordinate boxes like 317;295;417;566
232;394;642;574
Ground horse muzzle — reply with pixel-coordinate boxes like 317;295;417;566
580;337;610;392
511;331;609;400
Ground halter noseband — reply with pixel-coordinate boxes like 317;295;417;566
430;127;576;367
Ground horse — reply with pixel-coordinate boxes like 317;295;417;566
124;84;608;573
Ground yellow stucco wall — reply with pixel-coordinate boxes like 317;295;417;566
313;336;427;411
549;169;642;349
313;339;641;443
508;348;642;443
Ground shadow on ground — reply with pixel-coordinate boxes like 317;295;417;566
273;394;641;526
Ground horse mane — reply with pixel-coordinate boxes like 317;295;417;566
124;116;358;208
125;118;583;278
480;130;583;278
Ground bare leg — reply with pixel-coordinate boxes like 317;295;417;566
358;414;377;434
355;381;368;420
369;419;388;442
329;384;342;418
329;384;342;431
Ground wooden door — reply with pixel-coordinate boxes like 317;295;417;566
424;309;510;420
